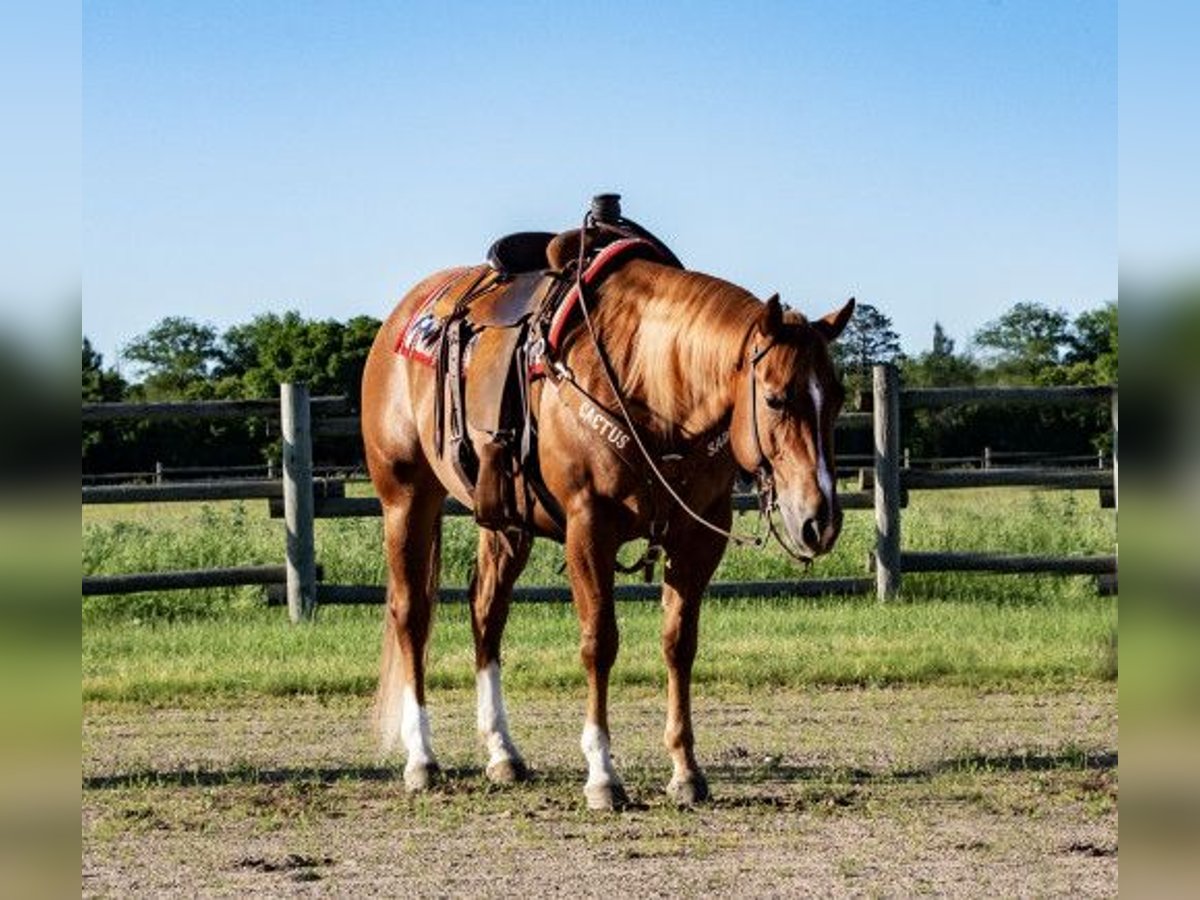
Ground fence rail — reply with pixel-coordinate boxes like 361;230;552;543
82;479;345;505
82;396;349;422
84;564;293;596
81;371;1118;615
856;384;1113;411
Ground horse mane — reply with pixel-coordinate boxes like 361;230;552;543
591;261;768;437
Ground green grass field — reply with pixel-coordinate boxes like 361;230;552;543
83;487;1118;895
82;486;1117;704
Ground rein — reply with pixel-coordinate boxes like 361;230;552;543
566;212;813;566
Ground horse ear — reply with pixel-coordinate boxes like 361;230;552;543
758;294;784;340
814;297;855;342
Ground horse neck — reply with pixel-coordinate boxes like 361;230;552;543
591;261;759;439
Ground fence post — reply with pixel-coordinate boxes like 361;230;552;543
154;461;163;485
281;383;317;622
873;364;902;600
983;446;992;470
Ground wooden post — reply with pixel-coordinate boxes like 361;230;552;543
154;461;163;485
903;446;911;469
983;446;992;470
267;459;277;480
281;383;317;622
873;364;902;600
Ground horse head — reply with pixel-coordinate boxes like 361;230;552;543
730;295;855;559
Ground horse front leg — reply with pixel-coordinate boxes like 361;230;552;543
564;500;625;810
470;527;532;784
661;503;730;805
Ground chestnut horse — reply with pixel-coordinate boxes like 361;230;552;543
361;231;853;809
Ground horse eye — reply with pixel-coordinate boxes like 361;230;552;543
764;393;787;410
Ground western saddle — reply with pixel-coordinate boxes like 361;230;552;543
427;195;680;533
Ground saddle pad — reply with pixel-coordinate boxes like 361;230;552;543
395;268;478;366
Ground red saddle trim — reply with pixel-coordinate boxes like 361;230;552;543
546;237;656;350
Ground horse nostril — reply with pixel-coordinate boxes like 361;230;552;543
801;517;821;550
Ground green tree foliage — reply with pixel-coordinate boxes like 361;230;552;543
831;302;903;393
219;312;381;402
902;323;979;387
83;338;129;462
82;337;126;403
123;317;222;399
972;302;1071;381
1062;301;1117;385
969;301;1117;457
899;324;978;460
973;301;1116;387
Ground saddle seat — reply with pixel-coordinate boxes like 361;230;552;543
487;231;556;276
430;229;563;329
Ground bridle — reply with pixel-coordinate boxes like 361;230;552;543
746;338;816;566
568;213;827;567
567;211;820;565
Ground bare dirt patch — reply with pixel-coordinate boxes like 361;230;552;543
83;684;1116;897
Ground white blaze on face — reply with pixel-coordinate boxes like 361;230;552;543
401;685;435;769
808;374;834;510
476;661;517;767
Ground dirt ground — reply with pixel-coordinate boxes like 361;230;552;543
82;684;1117;897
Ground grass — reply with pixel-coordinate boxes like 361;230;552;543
82;486;1117;704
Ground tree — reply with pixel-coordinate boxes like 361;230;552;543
219;311;381;400
83;337;130;462
123;317;222;399
82;337;126;403
902;322;978;387
972;302;1070;380
1064;302;1117;384
831;302;903;392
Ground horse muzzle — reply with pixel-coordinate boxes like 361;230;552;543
779;494;843;558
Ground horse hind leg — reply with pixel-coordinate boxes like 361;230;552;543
471;527;533;784
375;480;445;791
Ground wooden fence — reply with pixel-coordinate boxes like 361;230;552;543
863;373;1118;599
81;367;1117;619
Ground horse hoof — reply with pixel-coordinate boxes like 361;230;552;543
585;781;630;811
667;773;710;806
486;757;530;785
404;762;441;793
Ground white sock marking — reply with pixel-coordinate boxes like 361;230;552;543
476;662;517;766
581;721;618;789
808;375;834;510
401;685;434;769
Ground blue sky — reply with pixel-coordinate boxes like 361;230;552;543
83;1;1116;369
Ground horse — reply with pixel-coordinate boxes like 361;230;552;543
361;211;854;809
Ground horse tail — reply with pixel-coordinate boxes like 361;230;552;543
374;588;405;753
